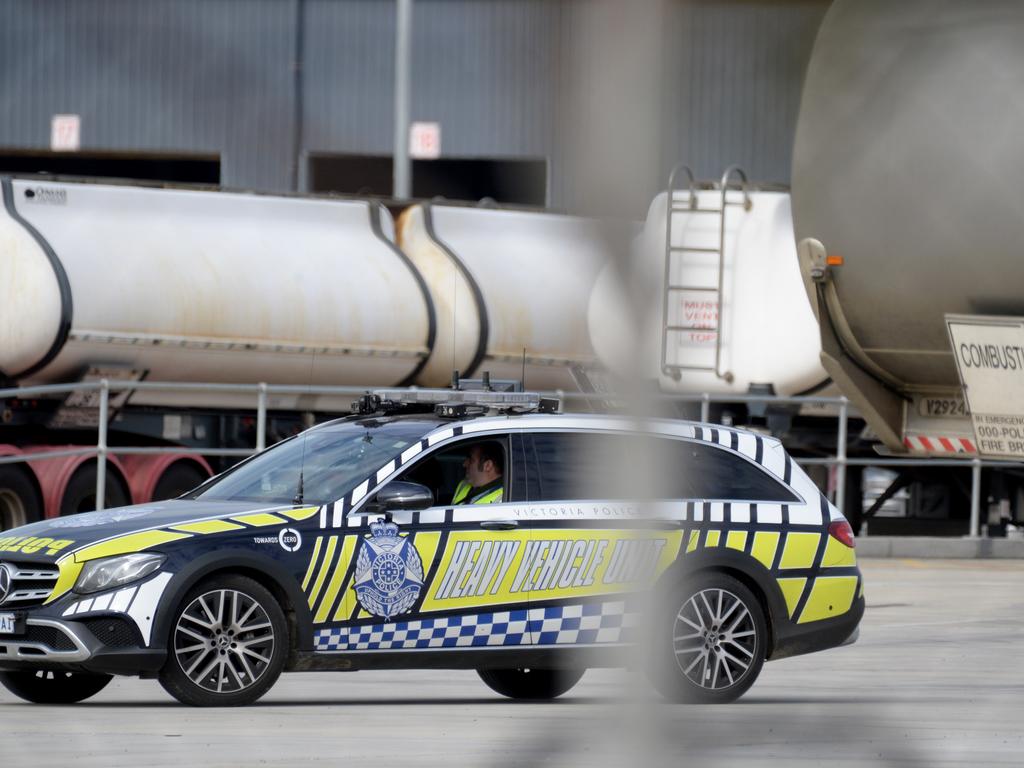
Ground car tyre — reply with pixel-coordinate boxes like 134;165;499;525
477;667;585;700
152;462;209;501
0;669;112;704
651;572;767;704
60;463;129;516
158;574;289;707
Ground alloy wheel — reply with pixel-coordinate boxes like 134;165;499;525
672;587;757;690
172;588;276;694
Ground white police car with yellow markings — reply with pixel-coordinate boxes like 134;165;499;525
0;388;862;706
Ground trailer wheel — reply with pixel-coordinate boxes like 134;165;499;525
0;466;42;531
153;462;208;501
60;464;129;516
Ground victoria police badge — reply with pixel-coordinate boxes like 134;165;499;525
353;520;425;619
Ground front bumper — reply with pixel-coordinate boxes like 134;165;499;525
0;617;166;676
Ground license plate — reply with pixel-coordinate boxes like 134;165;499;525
0;612;17;635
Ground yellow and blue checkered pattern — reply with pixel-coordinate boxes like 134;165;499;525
314;601;633;651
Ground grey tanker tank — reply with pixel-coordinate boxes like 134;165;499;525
791;0;1024;455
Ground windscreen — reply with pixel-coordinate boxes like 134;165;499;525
188;419;434;506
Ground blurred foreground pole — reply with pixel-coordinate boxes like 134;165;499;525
393;0;413;199
559;0;665;392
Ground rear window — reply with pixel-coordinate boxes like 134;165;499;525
528;432;798;503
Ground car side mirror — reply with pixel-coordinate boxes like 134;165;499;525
370;481;434;512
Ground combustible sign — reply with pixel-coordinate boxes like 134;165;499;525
947;314;1024;459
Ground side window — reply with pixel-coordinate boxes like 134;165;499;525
393;435;519;505
529;432;625;501
527;432;797;503
667;439;798;502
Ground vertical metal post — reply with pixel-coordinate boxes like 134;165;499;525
835;397;848;515
256;383;268;453
392;0;413;198
290;0;306;191
969;458;982;538
700;393;711;424
96;380;109;512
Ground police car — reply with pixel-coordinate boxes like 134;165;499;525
0;388;862;706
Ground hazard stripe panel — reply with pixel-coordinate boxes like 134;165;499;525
778;532;820;569
750;531;780;569
72;530;192;563
725;531;747;551
903;434;976;454
307;536;339;609
171;519;245;535
313;536;357;624
776;577;807;619
797;576;858;624
232;512;288;527
301;537;325;591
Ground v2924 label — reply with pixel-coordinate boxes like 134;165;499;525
917;397;968;417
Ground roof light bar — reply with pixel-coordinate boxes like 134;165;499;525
373;388;541;408
351;387;560;417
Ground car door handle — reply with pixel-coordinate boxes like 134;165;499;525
479;520;518;531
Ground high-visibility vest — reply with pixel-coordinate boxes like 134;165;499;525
452;479;503;504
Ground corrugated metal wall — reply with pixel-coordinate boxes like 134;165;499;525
302;0;560;156
0;0;829;210
0;0;298;191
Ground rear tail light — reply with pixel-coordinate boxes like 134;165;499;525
828;519;855;548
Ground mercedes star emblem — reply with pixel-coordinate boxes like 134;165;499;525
0;563;11;605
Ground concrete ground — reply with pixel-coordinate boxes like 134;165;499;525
2;558;1023;767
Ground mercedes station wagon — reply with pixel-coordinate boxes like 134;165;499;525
0;389;862;706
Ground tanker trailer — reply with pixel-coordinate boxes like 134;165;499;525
0;176;435;527
791;0;1024;533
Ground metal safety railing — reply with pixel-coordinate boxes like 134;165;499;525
0;380;1010;537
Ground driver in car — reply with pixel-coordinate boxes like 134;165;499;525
450;442;504;504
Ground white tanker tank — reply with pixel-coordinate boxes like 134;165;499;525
1;175;824;405
396;201;619;392
0;178;620;404
0;177;433;410
588;170;827;396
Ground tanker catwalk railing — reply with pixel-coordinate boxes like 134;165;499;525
0;381;1000;536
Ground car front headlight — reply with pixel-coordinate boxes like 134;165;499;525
74;553;167;594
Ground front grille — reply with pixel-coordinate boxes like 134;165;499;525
23;625;76;652
81;617;141;648
0;560;58;608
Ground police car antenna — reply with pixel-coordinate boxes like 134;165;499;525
294;349;318;506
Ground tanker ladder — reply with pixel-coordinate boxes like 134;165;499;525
661;164;752;384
